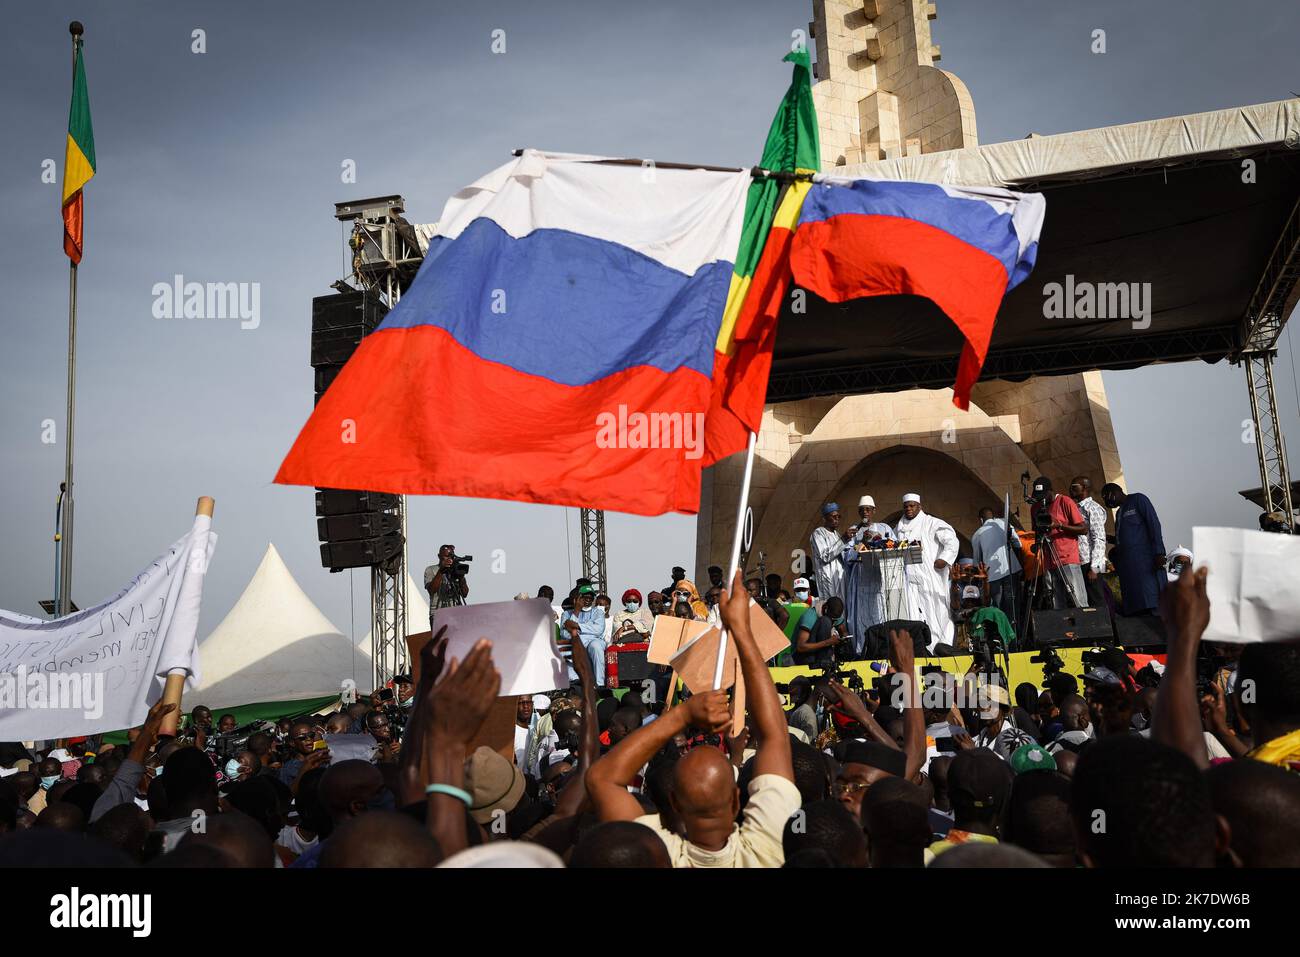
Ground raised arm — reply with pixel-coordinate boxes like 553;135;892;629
414;633;501;857
889;629;925;781
548;622;602;820
824;682;899;750
586;690;730;822
721;571;793;782
1152;567;1210;768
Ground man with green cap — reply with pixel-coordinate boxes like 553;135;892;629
563;584;607;687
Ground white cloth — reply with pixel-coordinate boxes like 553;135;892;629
893;509;959;649
276;824;318;855
970;517;1021;581
810;526;847;601
0;513;216;740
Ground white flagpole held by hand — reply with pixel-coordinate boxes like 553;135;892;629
159;495;214;737
713;431;757;691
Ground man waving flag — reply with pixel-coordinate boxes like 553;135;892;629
62;34;96;264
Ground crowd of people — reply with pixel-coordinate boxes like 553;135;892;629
1;535;1298;868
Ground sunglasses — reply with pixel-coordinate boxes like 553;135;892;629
831;781;871;797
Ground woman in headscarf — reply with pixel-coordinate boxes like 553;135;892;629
611;588;654;642
668;580;708;620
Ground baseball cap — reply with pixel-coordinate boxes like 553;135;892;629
1009;742;1057;775
948;749;1012;810
465;746;526;825
577;584;596;595
961;585;981;601
1081;666;1123;688
982;682;1011;707
792;577;811;591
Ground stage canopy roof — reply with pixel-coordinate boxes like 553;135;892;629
768;99;1300;402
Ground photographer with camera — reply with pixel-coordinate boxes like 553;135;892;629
1027;476;1088;610
424;544;470;622
791;595;847;669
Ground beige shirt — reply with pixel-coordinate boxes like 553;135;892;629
635;773;801;868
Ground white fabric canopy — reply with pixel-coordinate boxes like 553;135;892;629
195;544;368;709
834;99;1300;188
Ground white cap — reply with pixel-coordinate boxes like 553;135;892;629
902;493;921;504
858;495;876;508
961;585;981;600
792;577;811;591
532;694;551;712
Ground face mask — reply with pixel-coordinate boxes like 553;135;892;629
794;590;809;601
224;759;242;779
624;601;640;612
833;616;846;626
40;775;59;790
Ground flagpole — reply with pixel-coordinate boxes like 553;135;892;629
58;21;83;618
712;431;758;690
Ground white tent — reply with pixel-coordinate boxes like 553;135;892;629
360;571;430;656
195;544;370;709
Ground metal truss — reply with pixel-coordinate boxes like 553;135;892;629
578;508;608;594
1236;195;1300;529
334;196;419;686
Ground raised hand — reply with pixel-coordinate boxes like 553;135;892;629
683;689;731;734
430;639;501;747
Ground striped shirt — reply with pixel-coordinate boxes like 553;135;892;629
1076;496;1109;573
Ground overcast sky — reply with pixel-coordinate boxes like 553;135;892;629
2;0;1298;647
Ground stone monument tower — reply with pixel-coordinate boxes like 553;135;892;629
696;0;1124;582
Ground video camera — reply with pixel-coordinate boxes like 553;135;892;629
1030;646;1065;679
1022;472;1054;533
211;719;276;762
447;553;473;577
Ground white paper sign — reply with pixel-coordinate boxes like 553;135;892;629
0;513;216;738
432;599;565;694
1193;525;1300;644
324;732;378;764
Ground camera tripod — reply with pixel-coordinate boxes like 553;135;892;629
1017;529;1085;648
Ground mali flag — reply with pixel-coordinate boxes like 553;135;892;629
62;42;96;264
702;48;819;466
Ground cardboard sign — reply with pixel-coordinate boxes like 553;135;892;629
1193;526;1300;643
410;598;565;694
647;616;711;665
667;601;792;696
670;627;732;693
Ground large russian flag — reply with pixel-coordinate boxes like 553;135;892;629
275;151;750;516
791;178;1045;409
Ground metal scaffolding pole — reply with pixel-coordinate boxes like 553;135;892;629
578;508;607;593
1244;352;1296;526
1238;194;1300;531
334;196;424;685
